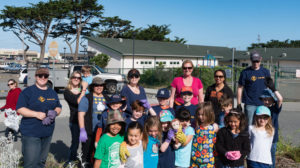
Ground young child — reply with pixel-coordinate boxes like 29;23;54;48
94;110;125;168
261;77;283;168
218;96;233;128
174;108;195;168
175;86;197;125
159;110;175;168
216;110;250;168
247;106;274;167
122;121;144;168
191;102;218;168
81;65;93;94
143;116;162;168
152;88;175;116
125;100;148;130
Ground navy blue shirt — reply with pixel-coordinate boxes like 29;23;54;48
269;102;282;143
120;85;147;113
175;104;197;124
125;115;148;130
158;131;175;168
238;67;270;105
152;105;175;117
16;85;61;137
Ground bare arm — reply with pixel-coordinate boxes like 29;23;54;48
160;141;170;152
148;108;157;116
78;112;86;128
274;91;283;108
237;85;244;105
77;81;88;104
198;88;204;103
169;87;176;108
17;107;46;120
93;159;102;168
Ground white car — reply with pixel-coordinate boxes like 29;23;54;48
19;68;27;83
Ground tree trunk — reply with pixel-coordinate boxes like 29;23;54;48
74;27;81;62
39;44;46;63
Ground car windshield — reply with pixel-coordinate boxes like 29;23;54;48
95;65;106;73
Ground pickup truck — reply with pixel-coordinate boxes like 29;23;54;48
27;65;126;94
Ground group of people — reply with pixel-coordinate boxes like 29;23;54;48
0;51;283;168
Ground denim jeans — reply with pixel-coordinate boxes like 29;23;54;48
271;143;277;168
244;105;258;126
22;135;52;168
247;160;271;168
68;123;80;161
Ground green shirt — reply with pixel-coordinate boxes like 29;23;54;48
94;133;124;168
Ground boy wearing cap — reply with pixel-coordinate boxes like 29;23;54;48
237;51;270;126
175;86;197;125
159;110;176;168
152;88;175;116
260;77;283;168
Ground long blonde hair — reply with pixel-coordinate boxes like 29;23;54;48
65;71;82;90
254;115;274;137
142;116;162;150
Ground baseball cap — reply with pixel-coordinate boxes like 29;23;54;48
35;68;49;75
181;86;193;95
159;110;174;122
250;51;262;61
259;88;278;102
255;106;271;116
107;94;126;105
156;88;170;99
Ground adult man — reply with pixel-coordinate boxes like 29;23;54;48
237;51;270;125
17;67;62;168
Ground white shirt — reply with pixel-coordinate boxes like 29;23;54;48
248;125;274;164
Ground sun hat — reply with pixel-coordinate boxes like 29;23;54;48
159;110;174;122
91;77;105;85
106;109;125;126
181;86;193;95
259;88;278;102
250;51;262;61
156;88;170;99
255;106;271;116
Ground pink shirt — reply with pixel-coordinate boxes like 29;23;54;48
171;76;203;105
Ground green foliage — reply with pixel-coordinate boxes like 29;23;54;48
97;16;132;38
248;39;300;49
277;132;300;162
90;53;110;68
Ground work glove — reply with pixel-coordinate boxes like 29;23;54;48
119;141;130;163
236;104;242;112
175;131;187;144
42;117;53;125
79;128;88;143
47;110;57;120
265;77;276;92
140;99;151;110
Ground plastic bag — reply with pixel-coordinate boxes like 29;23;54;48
4;108;20;131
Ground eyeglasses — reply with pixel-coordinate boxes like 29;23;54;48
7;83;14;86
214;75;224;78
36;74;49;79
71;76;81;80
183;67;193;70
129;74;140;78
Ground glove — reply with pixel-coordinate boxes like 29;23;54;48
175;131;187;144
140;99;151;109
42;117;53;125
47;110;57;120
237;104;242;112
120;141;130;163
167;129;175;142
265;77;276;92
79;128;88;143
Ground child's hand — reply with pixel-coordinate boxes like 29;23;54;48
175;131;187;144
120;142;130;163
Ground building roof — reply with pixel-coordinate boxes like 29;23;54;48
86;36;233;58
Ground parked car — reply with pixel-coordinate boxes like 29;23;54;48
8;64;23;73
0;62;12;70
19;68;28;83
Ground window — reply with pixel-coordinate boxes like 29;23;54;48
145;61;148;64
177;62;179;64
141;61;144;64
149;61;152;64
170;62;173;64
163;61;166;64
156;62;159;64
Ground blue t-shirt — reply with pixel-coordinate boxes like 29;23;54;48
269;102;282;143
158;131;175;168
125;115;148;130
175;104;197;124
82;75;93;94
144;136;160;168
16;85;62;137
78;96;107;132
120;85;147;113
97;108;129;130
152;105;175;116
175;126;195;167
238;67;270;105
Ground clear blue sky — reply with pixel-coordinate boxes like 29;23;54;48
0;0;300;52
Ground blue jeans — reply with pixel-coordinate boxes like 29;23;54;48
22;135;52;168
68;123;80;161
245;105;258;126
271;143;277;168
247;160;271;168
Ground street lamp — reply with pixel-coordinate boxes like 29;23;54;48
63;47;66;67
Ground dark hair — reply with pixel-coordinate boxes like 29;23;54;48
224;109;247;132
127;69;140;81
195;102;215;127
104;122;126;136
131;100;145;112
214;69;227;84
126;121;143;143
219;94;233;108
176;107;191;122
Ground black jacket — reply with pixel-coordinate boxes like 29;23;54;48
216;127;250;167
63;89;80;123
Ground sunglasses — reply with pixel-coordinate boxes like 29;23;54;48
129;74;140;78
71;76;81;80
252;60;260;63
214;75;224;78
7;83;14;86
94;84;104;87
36;74;49;79
183;67;193;70
257;115;269;120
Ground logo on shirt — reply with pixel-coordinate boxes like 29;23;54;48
152;144;158;153
251;76;257;82
47;98;56;101
38;96;45;102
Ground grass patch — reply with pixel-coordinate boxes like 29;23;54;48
277;132;300;163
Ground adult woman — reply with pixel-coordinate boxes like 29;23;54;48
0;79;22;141
204;69;234;120
63;71;88;164
170;60;204;108
16;68;62;168
78;77;108;167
